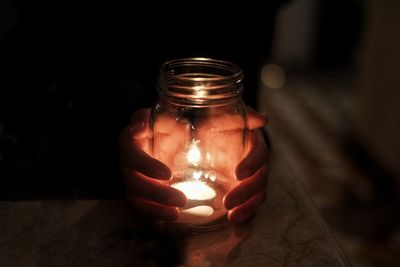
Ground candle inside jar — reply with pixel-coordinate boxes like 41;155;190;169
171;181;216;217
171;141;218;217
181;206;214;217
171;181;216;200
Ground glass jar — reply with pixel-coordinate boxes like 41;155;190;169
150;58;248;231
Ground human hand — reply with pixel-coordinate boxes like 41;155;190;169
121;108;270;224
223;108;270;224
120;109;187;222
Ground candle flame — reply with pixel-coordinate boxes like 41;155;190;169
192;170;203;180
187;140;201;166
171;181;216;200
209;174;216;182
181;205;214;217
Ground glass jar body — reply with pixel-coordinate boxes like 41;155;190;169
150;58;248;231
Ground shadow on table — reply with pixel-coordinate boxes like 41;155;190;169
33;200;252;267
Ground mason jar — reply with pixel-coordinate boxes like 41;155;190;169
150;58;248;231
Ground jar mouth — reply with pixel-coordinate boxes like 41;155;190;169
157;58;244;106
160;57;243;82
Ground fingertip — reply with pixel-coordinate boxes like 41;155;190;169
256;112;269;124
162;207;180;221
260;112;270;122
235;131;268;180
227;189;267;224
247;107;269;129
224;196;242;210
139;157;172;180
168;191;187;207
155;168;172;180
235;168;254;181
129;120;146;138
228;209;248;224
236;164;267;182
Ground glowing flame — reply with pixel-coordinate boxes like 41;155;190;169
181;205;214;217
209;174;216;182
171;181;216;200
187;140;201;166
192;170;203;180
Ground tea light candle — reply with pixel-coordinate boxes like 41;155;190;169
181;206;214;217
170;140;218;217
171;181;216;201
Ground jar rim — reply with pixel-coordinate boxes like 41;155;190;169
159;57;243;83
157;58;244;106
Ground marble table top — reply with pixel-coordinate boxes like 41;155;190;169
0;157;351;267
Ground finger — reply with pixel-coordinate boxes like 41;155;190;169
227;190;267;224
196;107;268;134
247;106;269;129
122;165;186;207
236;130;269;180
224;165;268;210
120;128;172;180
129;108;151;140
127;196;180;221
153;113;187;135
129;109;184;139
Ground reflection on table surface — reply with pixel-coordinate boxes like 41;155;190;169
0;156;351;267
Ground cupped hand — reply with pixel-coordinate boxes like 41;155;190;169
120;107;270;224
120;109;187;221
223;108;270;224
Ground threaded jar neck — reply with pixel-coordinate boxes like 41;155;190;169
157;58;243;106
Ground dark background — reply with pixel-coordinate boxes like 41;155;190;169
0;1;287;199
2;1;400;266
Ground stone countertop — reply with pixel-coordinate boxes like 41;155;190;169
0;157;351;267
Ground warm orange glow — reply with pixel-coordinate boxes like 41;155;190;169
193;85;208;97
187;140;201;166
192;170;203;180
171;181;216;200
181;205;214;217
